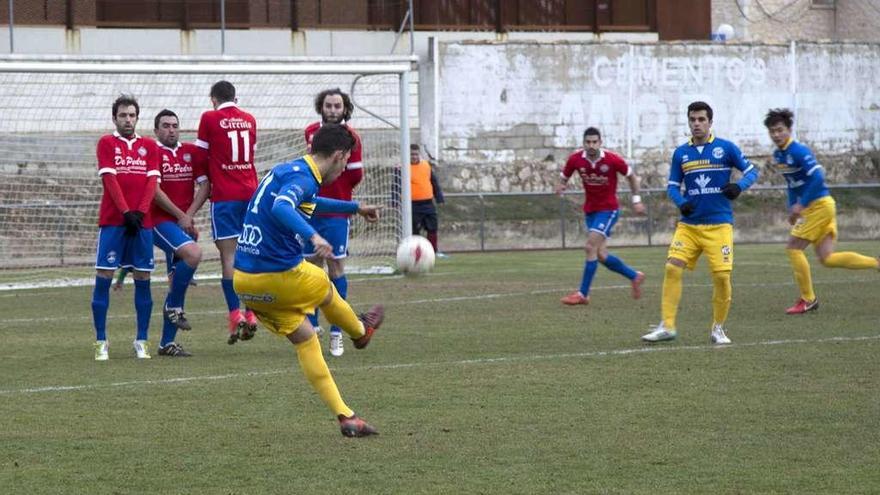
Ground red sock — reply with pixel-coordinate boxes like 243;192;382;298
427;231;438;252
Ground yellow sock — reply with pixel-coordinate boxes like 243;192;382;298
822;252;879;270
661;263;684;329
294;334;353;418
712;270;732;326
319;285;365;339
786;249;816;301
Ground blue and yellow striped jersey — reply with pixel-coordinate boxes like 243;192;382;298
772;138;829;208
234;155;322;273
667;134;759;225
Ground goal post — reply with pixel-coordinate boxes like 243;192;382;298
0;55;417;284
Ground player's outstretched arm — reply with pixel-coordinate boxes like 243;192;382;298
356;204;382;223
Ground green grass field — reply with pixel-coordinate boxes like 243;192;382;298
2;242;879;494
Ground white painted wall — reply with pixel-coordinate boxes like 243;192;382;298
437;40;880;174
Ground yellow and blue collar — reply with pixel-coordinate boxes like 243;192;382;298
688;133;715;146
303;154;323;185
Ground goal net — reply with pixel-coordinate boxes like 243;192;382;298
0;55;417;288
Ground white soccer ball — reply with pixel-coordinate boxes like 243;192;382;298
716;23;735;41
396;235;435;275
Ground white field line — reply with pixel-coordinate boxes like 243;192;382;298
0;267;395;292
2;333;877;396
5;276;877;325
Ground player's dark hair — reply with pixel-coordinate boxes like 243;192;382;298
583;127;601;140
154;109;179;129
764;108;794;129
112;94;139;118
210;80;236;103
687;101;713;120
311;123;356;156
410;144;420;151
314;88;354;122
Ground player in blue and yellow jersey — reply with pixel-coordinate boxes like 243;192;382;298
232;123;384;437
765;108;879;315
642;101;759;345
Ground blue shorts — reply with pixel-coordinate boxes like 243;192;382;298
584;210;620;238
302;216;350;259
95;226;155;272
153;221;195;255
211;200;249;241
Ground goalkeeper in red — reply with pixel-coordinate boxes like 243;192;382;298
555;127;646;305
764;108;880;314
233;123;384;437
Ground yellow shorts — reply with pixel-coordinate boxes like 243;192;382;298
667;223;733;272
791;196;837;244
233;261;331;336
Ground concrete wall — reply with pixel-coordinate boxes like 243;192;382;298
712;0;880;42
436;40;880;192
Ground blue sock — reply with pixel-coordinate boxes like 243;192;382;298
160;303;177;348
221;278;239;312
134;279;152;341
603;254;638;280
167;260;196;308
91;276;112;341
329;275;348;335
579;260;599;296
308;310;320;328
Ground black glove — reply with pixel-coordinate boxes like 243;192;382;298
122;211;144;236
721;183;742;200
679;202;695;217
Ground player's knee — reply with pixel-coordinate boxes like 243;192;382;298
666;258;686;270
132;270;150;281
180;244;202;266
712;270;731;284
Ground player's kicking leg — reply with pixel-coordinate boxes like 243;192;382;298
285;317;379;437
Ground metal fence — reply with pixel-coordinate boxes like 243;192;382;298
438;184;880;252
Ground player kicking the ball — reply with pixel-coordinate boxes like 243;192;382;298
233;123;384;437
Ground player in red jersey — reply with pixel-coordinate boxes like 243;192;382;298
195;80;259;344
92;94;161;361
555;127;646;306
302;88;365;357
150;109;210;357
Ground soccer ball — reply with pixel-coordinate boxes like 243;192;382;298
396;235;435;275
